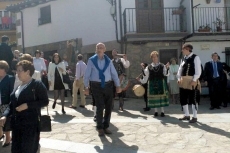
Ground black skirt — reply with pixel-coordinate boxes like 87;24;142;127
54;67;65;90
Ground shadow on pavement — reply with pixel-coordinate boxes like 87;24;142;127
52;111;75;123
155;115;230;139
94;123;139;153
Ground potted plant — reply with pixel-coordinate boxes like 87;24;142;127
213;18;225;32
198;24;211;32
206;0;211;4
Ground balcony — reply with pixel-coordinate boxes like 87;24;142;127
0;15;16;31
123;7;188;42
193;7;230;33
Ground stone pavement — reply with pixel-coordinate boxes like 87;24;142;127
1;93;230;153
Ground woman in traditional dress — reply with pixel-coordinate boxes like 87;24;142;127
138;51;169;117
168;58;180;104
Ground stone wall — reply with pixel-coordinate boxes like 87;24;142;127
21;40;182;98
125;41;181;98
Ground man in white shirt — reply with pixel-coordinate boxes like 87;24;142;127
70;54;87;109
177;44;201;123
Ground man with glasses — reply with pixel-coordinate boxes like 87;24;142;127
84;43;122;136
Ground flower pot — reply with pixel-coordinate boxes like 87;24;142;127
172;9;183;15
206;0;211;4
198;29;210;32
217;27;222;32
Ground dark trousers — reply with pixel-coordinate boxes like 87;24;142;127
221;80;227;105
91;81;113;130
11;125;39;153
180;88;199;106
208;79;222;107
142;83;148;107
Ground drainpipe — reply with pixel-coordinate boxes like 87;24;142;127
20;11;25;53
113;0;121;44
191;0;195;33
118;0;123;53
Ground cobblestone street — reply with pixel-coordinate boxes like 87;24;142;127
1;93;230;153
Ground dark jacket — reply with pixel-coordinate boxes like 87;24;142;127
0;43;14;69
204;61;224;83
6;79;49;128
0;75;15;105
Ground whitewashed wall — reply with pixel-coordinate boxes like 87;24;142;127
17;0;117;47
192;41;228;66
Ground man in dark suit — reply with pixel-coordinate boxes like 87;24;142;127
0;35;14;75
218;56;230;107
204;52;224;110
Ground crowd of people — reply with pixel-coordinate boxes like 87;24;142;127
0;34;230;152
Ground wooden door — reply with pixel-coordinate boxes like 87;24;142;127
136;0;164;33
159;49;178;65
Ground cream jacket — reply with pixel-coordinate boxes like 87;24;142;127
47;62;69;90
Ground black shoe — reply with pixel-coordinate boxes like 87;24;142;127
52;102;56;109
209;107;215;110
223;104;227;108
189;117;197;123
216;106;221;109
154;112;158;117
62;109;66;114
79;105;85;108
2;142;10;147
143;107;151;111
161;112;165;117
179;116;190;121
93;115;97;122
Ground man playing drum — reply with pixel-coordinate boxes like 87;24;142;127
112;49;130;111
177;43;201;123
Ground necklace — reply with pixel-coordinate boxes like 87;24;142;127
21;78;32;86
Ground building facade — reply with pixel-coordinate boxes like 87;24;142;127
0;0;23;46
6;0;230;96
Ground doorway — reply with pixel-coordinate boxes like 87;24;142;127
136;0;164;33
159;49;178;64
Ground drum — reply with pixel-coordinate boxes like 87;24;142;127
132;84;145;97
120;75;130;91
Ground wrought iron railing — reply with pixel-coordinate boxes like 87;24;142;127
193;7;230;32
0;17;16;31
123;7;187;34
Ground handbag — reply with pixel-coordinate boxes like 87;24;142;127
40;106;51;132
62;72;71;84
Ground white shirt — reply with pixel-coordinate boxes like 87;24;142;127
15;84;28;99
63;60;68;67
177;53;201;82
75;60;87;80
33;57;47;72
114;58;130;68
140;63;167;84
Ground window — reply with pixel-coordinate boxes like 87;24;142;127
39;5;51;25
